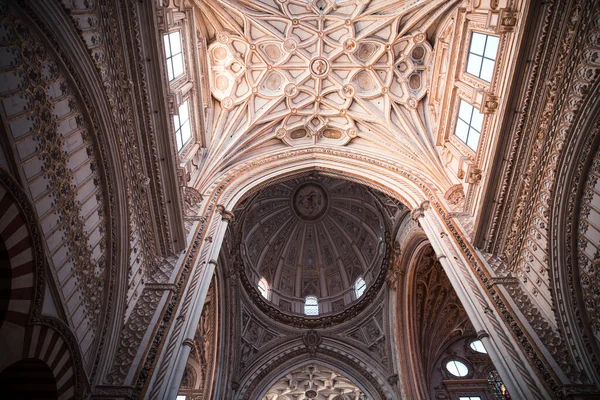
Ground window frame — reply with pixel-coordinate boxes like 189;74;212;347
258;277;269;300
469;339;487;354
354;277;366;299
454;99;483;152
304;296;319;316
173;99;192;151
164;30;185;82
445;359;469;377
465;31;500;83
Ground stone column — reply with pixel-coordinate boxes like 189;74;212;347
150;205;234;399
415;205;551;399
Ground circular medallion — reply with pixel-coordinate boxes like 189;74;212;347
217;33;229;43
292;183;328;221
212;46;228;61
310;57;330;77
343;38;357;53
275;128;287;139
341;83;355;98
407;96;418;109
222;97;234;110
283;38;297;52
215;74;229;91
305;390;318;398
284;83;298;97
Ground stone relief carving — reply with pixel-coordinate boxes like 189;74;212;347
478;0;600;392
206;1;433;148
104;288;163;385
10;0;600;398
262;364;365;400
0;4;111;372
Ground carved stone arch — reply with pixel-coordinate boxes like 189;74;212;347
551;78;600;385
0;168;89;397
395;236;432;399
0;1;127;380
180;362;197;390
153;155;553;399
396;236;474;399
0;168;45;370
240;353;393;400
20;321;88;398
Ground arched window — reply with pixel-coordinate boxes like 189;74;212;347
469;339;487;354
258;277;269;299
446;360;469;377
354;277;366;299
304;296;319;316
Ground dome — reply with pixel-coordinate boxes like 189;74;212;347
236;174;388;317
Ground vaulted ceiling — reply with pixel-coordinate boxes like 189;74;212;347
195;0;457;191
235;174;389;315
262;364;365;400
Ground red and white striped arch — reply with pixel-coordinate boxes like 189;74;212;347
0;173;81;397
22;324;77;399
0;183;35;330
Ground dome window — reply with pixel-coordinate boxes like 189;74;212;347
354;277;366;299
469;339;487;354
304;296;319;316
258;277;269;299
446;360;469;377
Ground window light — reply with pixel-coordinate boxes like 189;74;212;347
446;360;469;377
354;277;366;299
174;100;192;151
176;396;187;400
466;32;499;83
304;296;319;316
459;397;481;400
258;277;269;299
470;339;487;354
455;99;483;151
164;31;184;81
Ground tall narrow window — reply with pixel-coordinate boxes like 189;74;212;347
164;31;184;81
304;296;319;316
354;277;366;299
455;100;483;151
258;277;269;299
466;32;499;82
174;100;192;151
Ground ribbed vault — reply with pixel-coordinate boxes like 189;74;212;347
262;364;365;400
